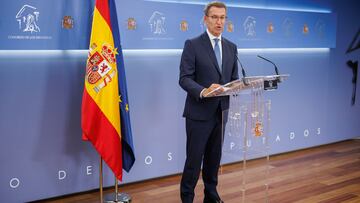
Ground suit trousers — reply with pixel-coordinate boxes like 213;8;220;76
180;108;223;203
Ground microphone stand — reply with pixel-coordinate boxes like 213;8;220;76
236;54;249;86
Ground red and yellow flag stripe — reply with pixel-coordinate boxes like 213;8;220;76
82;0;123;180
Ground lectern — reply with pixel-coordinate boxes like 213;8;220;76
205;74;289;202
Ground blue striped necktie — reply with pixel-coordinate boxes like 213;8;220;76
214;38;222;71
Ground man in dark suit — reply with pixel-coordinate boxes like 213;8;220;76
179;2;239;203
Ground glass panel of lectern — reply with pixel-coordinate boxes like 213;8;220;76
206;75;288;203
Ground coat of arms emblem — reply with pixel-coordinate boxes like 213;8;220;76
87;43;117;93
62;16;74;29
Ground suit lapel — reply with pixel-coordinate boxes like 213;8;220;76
221;38;230;77
200;33;221;75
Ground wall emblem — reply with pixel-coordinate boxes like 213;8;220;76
243;16;256;36
226;20;234;33
127;17;136;30
282;18;293;37
315;20;325;38
303;24;309;34
267;22;274;33
16;5;40;33
148;11;166;35
180;20;188;32
62;16;74;29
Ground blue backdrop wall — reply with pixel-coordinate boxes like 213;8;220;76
0;0;359;202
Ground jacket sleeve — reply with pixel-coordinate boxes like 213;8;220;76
179;39;204;100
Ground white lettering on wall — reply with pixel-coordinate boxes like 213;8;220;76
58;170;66;180
145;156;152;165
290;132;295;140
304;129;309;137
167;152;172;161
230;142;235;150
246;140;252;147
276;135;281;142
87;166;92;175
10;178;20;189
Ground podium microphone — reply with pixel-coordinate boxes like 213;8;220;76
257;55;281;90
257;55;280;75
235;53;248;85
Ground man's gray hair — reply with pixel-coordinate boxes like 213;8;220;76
204;1;227;16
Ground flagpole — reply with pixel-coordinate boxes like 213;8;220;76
115;178;119;202
104;174;131;203
100;157;104;203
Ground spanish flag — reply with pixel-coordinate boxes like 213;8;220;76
81;0;135;181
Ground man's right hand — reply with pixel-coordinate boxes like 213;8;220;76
202;84;224;97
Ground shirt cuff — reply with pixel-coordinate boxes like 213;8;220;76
200;88;206;99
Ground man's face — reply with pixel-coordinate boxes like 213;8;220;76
204;6;226;37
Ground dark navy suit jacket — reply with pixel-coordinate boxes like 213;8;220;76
179;32;239;121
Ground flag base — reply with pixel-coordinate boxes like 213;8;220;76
104;193;132;203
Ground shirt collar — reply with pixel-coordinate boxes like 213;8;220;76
206;29;222;41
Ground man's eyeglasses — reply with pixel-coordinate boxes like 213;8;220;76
207;15;227;21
